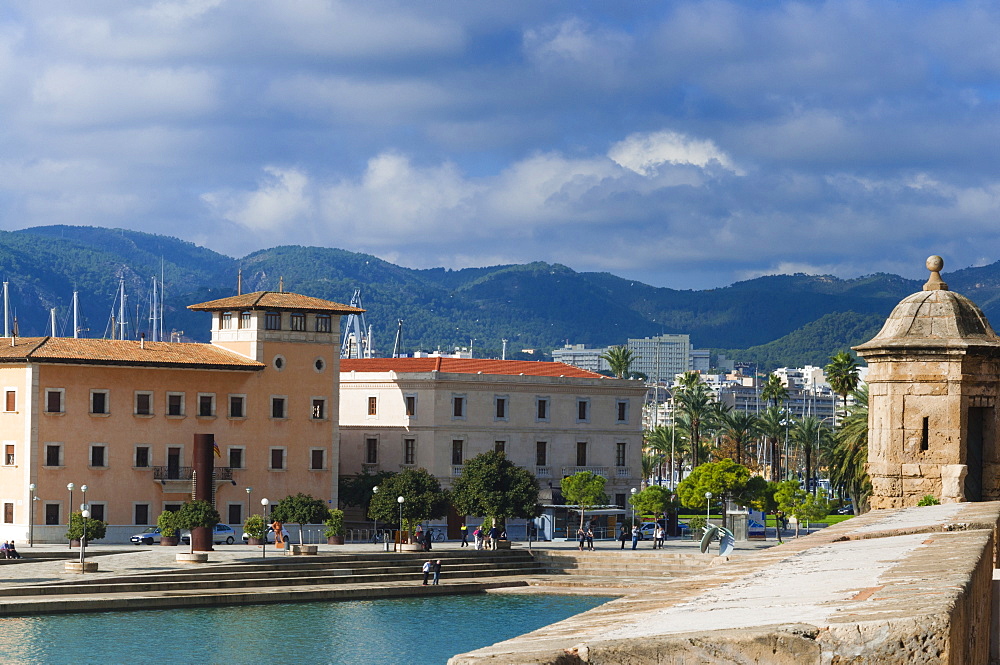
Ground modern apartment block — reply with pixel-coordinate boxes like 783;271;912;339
551;344;610;373
339;358;647;535
0;291;360;543
627;334;691;381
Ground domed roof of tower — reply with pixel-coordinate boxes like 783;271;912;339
854;255;1000;353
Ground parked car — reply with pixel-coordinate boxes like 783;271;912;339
835;504;854;515
130;526;163;545
242;525;291;544
637;522;658;540
180;523;237;545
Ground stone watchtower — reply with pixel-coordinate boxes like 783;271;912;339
854;256;1000;508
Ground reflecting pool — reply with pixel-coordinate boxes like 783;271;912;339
0;593;612;664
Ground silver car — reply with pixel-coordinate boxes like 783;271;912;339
180;523;237;545
129;526;162;545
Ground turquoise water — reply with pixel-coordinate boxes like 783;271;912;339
0;593;612;665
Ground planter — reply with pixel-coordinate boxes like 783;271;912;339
399;543;423;552
290;544;318;555
327;536;344;545
176;552;209;564
161;536;179;546
64;561;99;573
247;537;264;546
496;539;512;550
70;539;81;548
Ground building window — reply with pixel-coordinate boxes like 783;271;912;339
3;502;13;523
90;444;107;468
240;311;252;328
90;504;106;523
311;449;325;470
46;503;61;525
315;314;332;332
577;399;589;422
366;438;378;464
536;398;549;421
536;441;547;466
3;443;13;465
45;443;62;467
576;442;587;467
452;396;465;419
270;448;285;470
229;447;244;469
290;313;306;331
616;400;629;423
494;440;505;454
135;446;150;468
166;393;184;417
616;442;627;467
312;398;326;420
134;504;149;525
404;438;416;465
198;394;215;417
45;389;64;414
367;396;377;416
4;390;14;412
265;311;281;330
314;358;325;372
228;504;243;526
229;395;246;418
452;440;464;466
271;397;287;419
135;392;153;415
615;493;626;509
221;312;233;329
495;396;507;420
91;390;109;415
405;395;416;417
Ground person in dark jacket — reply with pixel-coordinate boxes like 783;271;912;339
432;560;442;585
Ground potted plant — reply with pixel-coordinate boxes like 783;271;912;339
324;509;345;545
173;500;220;562
244;514;266;545
272;493;329;554
65;511;108;547
157;510;180;546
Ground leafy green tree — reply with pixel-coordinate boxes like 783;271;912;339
760;373;789;408
599;345;640;379
719;410;759;467
629;485;675;522
66;511;108;543
272;493;330;545
676;458;761;526
774;480;831;537
825;351;861;424
367;468;450;538
561;471;608;531
758;406;787;482
450;450;539;530
674;372;715;468
791;417;833;495
829;385;870;514
339;469;397;510
174;500;221;554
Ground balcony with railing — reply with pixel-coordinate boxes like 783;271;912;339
535;466;552;478
560;466;609;478
153;466;235;491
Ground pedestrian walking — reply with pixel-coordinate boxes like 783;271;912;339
432;559;442;585
577;527;586;551
474;527;483;550
460;523;469;547
586;526;594;551
619;525;628;550
489;524;500;550
421;560;432;585
631;525;640;550
654;524;665;549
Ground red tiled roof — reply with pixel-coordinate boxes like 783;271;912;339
0;337;264;370
188;291;363;314
340;358;607;379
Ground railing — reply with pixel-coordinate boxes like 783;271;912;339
615;466;631;478
451;465;464;476
152;466;235;481
535;466;551;478
561;466;609;478
345;528;396;544
361;463;380;473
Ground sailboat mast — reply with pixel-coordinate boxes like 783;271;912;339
118;279;126;340
3;282;8;338
50;308;57;337
72;291;79;338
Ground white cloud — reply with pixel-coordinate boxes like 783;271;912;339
202;167;313;232
608;130;743;176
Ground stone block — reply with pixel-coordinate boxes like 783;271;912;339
871;475;902;497
901;477;934;494
901;464;923;477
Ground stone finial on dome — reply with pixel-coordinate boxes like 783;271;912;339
923;255;948;291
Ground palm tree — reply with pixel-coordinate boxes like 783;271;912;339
792;416;834;494
599;346;639;379
641;453;660;486
674;372;714;469
757;406;786;482
760;373;789;408
829;386;870;513
825;351;860;425
645;425;683;486
720;410;760;467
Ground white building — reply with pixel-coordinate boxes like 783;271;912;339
627;334;690;381
339;358;647;536
551;344;610;373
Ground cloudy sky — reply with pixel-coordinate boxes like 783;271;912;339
2;1;1000;289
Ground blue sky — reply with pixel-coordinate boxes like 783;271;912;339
2;1;1000;289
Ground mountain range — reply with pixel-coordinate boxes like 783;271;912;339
0;225;991;369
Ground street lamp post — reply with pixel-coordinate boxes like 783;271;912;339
705;491;713;527
245;487;252;525
260;498;269;559
630;487;637;527
372;485;379;546
27;483;35;547
66;483;74;549
80;485;87;517
80;508;90;572
397;496;405;549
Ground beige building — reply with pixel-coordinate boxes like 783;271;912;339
0;291;360;543
339;358;647;535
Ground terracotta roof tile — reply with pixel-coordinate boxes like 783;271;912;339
188;291;363;314
0;337;264;370
340;358;607;379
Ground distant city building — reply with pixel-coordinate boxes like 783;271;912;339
551;344;610;373
627;334;690;381
689;349;711;373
